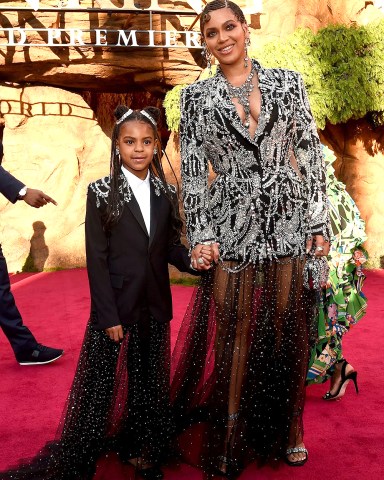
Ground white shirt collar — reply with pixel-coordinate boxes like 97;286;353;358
121;165;151;235
121;166;150;191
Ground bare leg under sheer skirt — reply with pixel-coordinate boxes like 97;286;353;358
171;258;317;477
0;315;173;480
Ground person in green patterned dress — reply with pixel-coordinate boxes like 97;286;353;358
307;146;368;400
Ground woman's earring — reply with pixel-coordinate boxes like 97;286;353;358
202;43;212;75
244;37;251;68
116;147;120;160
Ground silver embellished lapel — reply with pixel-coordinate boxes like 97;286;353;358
88;172;132;211
212;60;268;145
151;174;174;197
88;176;110;209
89;171;169;211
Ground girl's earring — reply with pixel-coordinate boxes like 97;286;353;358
116;147;121;160
153;147;158;156
202;43;212;75
244;37;251;68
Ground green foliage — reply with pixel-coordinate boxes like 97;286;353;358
21;254;38;273
163;84;188;133
170;276;199;286
163;67;217;132
254;20;384;129
164;20;384;130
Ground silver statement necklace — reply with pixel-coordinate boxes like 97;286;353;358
224;65;255;128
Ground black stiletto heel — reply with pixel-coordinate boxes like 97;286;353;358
323;360;359;400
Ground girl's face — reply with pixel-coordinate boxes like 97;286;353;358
202;7;248;67
117;120;155;180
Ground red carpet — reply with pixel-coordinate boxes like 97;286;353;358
1;268;383;479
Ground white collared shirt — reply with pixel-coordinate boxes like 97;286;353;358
122;166;151;235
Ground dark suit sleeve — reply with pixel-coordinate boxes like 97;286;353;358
168;241;198;276
166;190;199;276
0;166;25;203
85;186;121;330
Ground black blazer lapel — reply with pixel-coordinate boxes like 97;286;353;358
149;181;162;248
127;193;149;236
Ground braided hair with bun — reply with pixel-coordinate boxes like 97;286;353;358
104;105;183;243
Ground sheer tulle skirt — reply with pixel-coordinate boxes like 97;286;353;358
171;258;317;476
0;316;173;480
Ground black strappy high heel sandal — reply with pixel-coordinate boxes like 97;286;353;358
323;360;359;401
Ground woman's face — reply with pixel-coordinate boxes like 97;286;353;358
202;7;248;67
116;120;155;180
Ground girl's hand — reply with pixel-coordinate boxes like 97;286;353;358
306;235;330;257
105;325;124;343
191;243;220;270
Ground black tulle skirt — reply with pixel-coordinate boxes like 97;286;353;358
171;258;317;477
0;315;173;480
1;259;316;480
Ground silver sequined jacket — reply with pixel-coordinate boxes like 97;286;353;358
180;60;330;263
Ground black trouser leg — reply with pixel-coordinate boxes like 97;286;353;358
0;245;37;357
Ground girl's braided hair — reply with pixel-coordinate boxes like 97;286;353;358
103;105;183;243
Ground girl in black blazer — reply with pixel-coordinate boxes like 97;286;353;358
83;106;203;479
0;106;211;480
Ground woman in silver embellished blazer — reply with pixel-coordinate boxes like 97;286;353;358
171;0;331;477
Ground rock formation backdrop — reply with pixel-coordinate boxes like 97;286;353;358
1;0;383;271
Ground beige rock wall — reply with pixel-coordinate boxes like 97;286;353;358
253;0;375;46
0;84;110;272
320;121;384;268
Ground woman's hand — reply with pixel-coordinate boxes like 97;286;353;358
105;325;124;343
306;235;330;257
191;242;220;270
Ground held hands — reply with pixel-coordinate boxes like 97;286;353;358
191;242;220;271
306;235;330;289
306;235;330;257
23;188;57;208
105;325;124;343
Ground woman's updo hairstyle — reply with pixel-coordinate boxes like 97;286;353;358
200;0;246;36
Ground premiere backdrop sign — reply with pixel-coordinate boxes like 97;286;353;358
1;27;202;48
0;0;263;48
